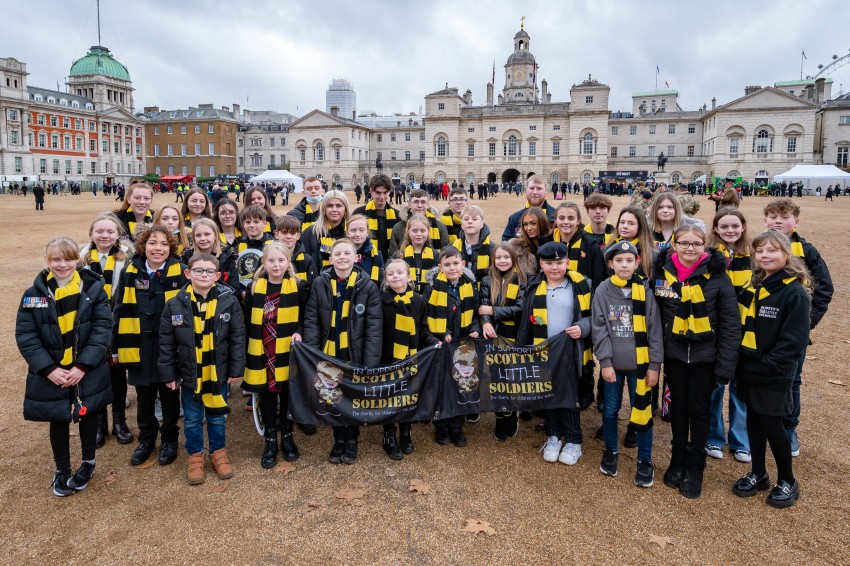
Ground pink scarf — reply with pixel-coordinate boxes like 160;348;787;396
672;252;708;281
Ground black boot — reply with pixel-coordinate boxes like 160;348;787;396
383;428;403;460
112;411;134;444
679;446;706;499
280;421;300;462
95;412;108;448
261;429;278;469
663;446;686;488
399;423;414;454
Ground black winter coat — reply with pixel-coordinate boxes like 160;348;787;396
736;275;810;386
501;201;557;242
301;223;346;272
303;266;382;366
380;289;439;365
798;237;832;329
479;274;527;338
652;247;740;382
180;245;240;294
17;269;113;422
158;284;246;391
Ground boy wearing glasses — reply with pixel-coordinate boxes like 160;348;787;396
442;187;469;244
159;253;246;485
388;189;449;257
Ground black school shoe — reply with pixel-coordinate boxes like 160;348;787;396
328;439;345;464
766;480;800;509
158;442;178;465
52;470;75;497
434;427;451;446
67;462;96;491
450;428;467;448
130;442;155;466
341;440;358;464
732;472;770;498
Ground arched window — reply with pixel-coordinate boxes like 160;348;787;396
466;173;475;184
582;132;594;155
551;173;560;185
332;174;341;184
582;172;592;183
671;172;681;183
314;142;324;161
436;136;447;157
507;135;518;156
754;129;771;153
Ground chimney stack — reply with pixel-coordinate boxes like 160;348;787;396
815;77;826;103
541;79;548;103
711;97;716;110
486;82;494;106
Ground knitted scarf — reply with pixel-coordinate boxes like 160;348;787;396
442;211;462;243
356;239;382;283
47;271;81;368
301;202;318;232
529;272;593;365
316;224;346;268
611;274;653;431
426;272;475;339
325;272;358;360
491;273;521;339
789;230;805;258
237;235;273;255
663;265;713;342
424;211;443;251
364;201;398;250
613;235;640;249
188;285;229;415
391;290;418;360
88;246;119;300
126;207;153;238
716;242;752;294
243;276;301;391
553;228;586;272
404;245;436;293
290;243;312;282
219;226;241;246
453;233;490;288
739;274;797;353
115;259;183;364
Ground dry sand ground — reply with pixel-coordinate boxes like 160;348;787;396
0;190;848;565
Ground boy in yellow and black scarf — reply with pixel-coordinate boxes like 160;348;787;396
159;253;246;486
517;241;592;467
423;246;480;447
274;214;318;285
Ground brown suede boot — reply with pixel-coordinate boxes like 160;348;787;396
209;448;233;480
187;452;206;485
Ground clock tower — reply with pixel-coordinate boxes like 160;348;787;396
502;27;537;105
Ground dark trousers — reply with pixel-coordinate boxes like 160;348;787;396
135;384;180;445
747;401;794;483
259;385;289;432
101;364;128;417
433;416;464;432
332;425;359;441
665;358;714;452
50;417;97;474
544;408;582;444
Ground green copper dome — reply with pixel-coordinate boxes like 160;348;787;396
69;46;131;81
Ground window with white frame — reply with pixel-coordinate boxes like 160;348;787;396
419;150;425;160
405;150;411;160
630;125;637;135
611;146;618;157
669;124;676;134
649;125;656;135
181;125;186;134
837;147;848;166
209;165;215;176
729;138;739;154
612;126;619;136
688;124;696;134
687;145;695;157
648;145;656;157
581;133;594;155
787;136;797;153
405;132;411;141
436;137;447;157
167;143;173;156
390;151;397;161
181;143;187;156
585;96;593;104
754;130;772;153
667;145;675;156
209;142;215;155
437;103;445;110
489;142;496;156
391;133;396;142
528;141;536;156
552;141;560;156
468;143;475;157
89;139;96;152
506;135;518;156
195;124;200;134
208;125;214;134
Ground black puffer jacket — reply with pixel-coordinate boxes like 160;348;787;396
17;269;113;422
303;265;382;366
652;247;741;382
158;284;246;391
479;274;527;338
180;245;240;294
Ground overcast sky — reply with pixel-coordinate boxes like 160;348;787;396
6;0;849;117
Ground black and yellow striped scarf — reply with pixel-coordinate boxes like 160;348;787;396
664;267;713;342
529;273;592;365
424;211;443;251
592;223;617;246
739;275;797;354
325;272;358;360
219;227;241;246
188;285;229;415
115;260;183;364
291;244;312;282
426;272;475;339
301;203;318;232
553;228;586;272
613;235;640;249
243;276;301;390
453;234;490;289
46;271;81;368
492;273;521;339
404;245;437;293
365;200;398;246
356;239;382;283
611;274;653;431
716;243;752;294
391;290;418;360
88;246;119;301
442;211;462;243
237;235;273;254
126;207;153;238
789;230;805;258
316;224;346;268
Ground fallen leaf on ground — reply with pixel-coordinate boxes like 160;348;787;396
409;479;431;494
461;519;497;536
274;461;296;474
103;470;118;486
805;356;818;360
307;502;322;511
334;487;365;503
828;379;846;386
208;482;229;493
135;459;156;470
649;534;673;547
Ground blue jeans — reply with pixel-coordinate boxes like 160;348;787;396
707;379;749;452
602;371;652;463
783;348;806;432
182;386;228;455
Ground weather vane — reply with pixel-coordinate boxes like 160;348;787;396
520;15;526;29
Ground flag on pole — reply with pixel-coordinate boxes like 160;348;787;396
656;65;660;74
665;81;670;89
802;50;807;60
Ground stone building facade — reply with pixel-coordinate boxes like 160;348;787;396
236;110;297;177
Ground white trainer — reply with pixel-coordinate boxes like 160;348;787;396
542;436;562;463
705;444;723;459
559;443;582;465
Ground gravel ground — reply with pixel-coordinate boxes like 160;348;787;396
1;191;847;565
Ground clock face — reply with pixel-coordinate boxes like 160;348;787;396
513;70;524;82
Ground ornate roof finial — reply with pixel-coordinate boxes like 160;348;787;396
520;15;526;29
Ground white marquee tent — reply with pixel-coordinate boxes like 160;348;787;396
773;164;850;190
249;170;303;192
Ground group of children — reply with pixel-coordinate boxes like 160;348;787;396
16;177;831;510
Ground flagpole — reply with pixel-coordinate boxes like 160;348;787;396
800;50;804;80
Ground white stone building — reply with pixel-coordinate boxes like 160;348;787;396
237;110;298;177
